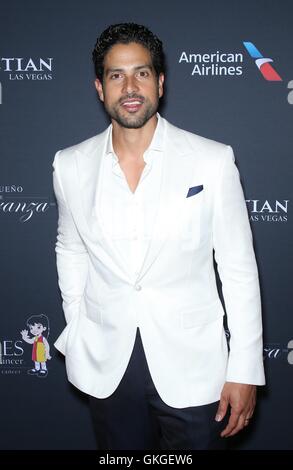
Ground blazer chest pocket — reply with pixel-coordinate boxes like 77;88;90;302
179;185;204;246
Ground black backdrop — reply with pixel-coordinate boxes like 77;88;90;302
0;0;292;450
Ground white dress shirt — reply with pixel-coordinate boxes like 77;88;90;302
98;112;166;279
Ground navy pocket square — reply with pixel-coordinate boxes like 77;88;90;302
186;184;204;198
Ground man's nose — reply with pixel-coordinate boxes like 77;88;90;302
122;75;139;94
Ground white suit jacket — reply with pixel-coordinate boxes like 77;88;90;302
52;114;265;408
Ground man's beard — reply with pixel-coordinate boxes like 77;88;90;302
104;93;159;129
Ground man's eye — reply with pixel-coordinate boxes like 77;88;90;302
139;71;148;77
110;74;121;79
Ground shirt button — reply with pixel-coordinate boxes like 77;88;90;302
134;284;142;291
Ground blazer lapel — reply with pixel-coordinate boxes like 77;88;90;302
135;121;202;281
75;125;139;280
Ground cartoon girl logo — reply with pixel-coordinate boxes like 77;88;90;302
20;314;51;378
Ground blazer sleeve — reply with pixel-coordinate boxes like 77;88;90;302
52;150;89;324
212;145;265;385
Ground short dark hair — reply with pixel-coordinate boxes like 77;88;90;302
26;314;50;338
92;22;166;82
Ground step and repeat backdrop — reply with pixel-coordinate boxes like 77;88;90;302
0;0;292;450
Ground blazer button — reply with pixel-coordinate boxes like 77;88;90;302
134;284;142;291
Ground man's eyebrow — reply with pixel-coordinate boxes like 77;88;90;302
105;64;153;76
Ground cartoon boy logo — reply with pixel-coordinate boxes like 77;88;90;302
21;314;51;378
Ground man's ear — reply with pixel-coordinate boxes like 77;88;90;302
94;78;104;102
158;73;164;99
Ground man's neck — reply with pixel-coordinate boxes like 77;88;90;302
111;114;158;162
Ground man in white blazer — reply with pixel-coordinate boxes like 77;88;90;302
52;22;265;450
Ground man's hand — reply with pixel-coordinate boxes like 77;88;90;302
215;382;256;437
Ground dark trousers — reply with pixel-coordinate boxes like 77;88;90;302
88;327;229;450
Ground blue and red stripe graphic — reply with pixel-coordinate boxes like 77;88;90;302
243;42;282;81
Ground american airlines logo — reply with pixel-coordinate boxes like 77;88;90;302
178;50;244;77
242;41;292;105
179;40;292;105
243;41;282;81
